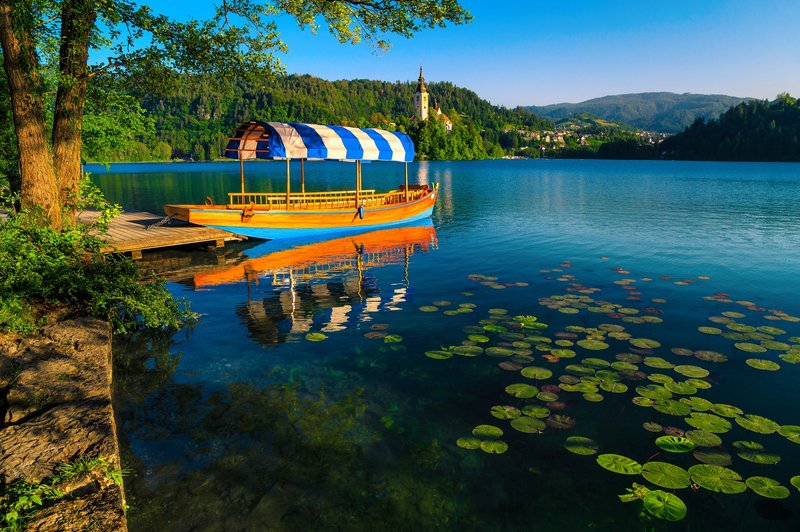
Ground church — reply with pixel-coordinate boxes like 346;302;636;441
413;67;453;133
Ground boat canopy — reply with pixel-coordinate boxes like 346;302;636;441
225;121;415;163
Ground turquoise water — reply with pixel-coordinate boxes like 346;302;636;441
95;160;800;530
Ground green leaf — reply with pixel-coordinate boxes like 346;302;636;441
596;454;643;475
745;476;790;499
641;462;691;489
735;414;780;434
655;435;695;453
642;490;687;521
688;464;746;494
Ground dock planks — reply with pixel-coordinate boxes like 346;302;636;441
79;210;243;259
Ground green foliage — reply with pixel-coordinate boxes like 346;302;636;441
0;456;123;531
660;94;800;161
0;186;193;334
82;84;155;162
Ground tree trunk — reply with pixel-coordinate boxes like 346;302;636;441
0;0;61;228
52;0;95;223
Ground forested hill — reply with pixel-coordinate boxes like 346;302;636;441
528;92;749;133
659;94;800;161
126;74;553;161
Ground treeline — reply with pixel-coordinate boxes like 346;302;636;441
659;94;800;161
113;74;553;162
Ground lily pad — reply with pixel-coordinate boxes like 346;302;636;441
644;357;674;369
510;416;546;433
490;405;522;420
761;340;790;351
596;454;643;475
577;339;609;351
680;397;714;412
636;384;673;401
692;448;732;466
537;391;560;402
467;334;490;343
383;334;403;343
736;414;780;434
733;440;764;450
502;379;541;398
486;347;515;357
480;440;509;454
746;477;790;499
453;345;484;357
582;392;604;402
685;412;732;433
522;404;550;418
630;338;661;349
632;396;655;407
689;464;746;494
551;348;577;359
735;342;768;353
473;424;503;438
600;382;628;393
546;414;576;429
664;381;697;395
655;435;696;453
521;366;553;380
685;429;722;447
419;305;439;312
425;350;453;360
778;425;800;444
746;359;781;371
647;373;674;384
694;350;728;363
673;365;710;378
456;437;481;450
305;332;327;342
611;361;639;372
642;462;691;489
642;490;687;521
563;436;599;455
738;450;781;465
698;326;723;335
643;422;663;432
653;400;692;416
582;357;611;368
791;476;800;491
685;378;713;390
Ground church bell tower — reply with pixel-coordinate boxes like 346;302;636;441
414;66;429;121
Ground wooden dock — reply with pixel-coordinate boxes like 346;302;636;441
79;210;243;259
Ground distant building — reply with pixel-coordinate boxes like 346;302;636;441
413;66;453;133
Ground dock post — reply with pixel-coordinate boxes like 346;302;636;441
404;162;409;202
286;158;291;210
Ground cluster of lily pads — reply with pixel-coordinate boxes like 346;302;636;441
418;264;800;523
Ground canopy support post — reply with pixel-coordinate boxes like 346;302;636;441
404;162;409;202
355;160;361;208
301;159;305;194
286;158;291;210
239;151;245;195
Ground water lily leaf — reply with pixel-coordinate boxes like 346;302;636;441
746;477;790;499
722;311;746;318
488;308;508;315
685;430;722;447
597;454;643;475
537;391;560;402
630;338;661;349
779;352;800;364
611;361;639;372
473;424;504;438
453;345;484;357
486;346;515;357
674;365;710;378
745;359;781;371
685;378;712;390
551;348;577;358
761;340;790;351
738;450;781;465
619;482;651;503
480;440;509;454
563;436;599;455
653;400;692;416
582;357;610;368
522;405;550;418
733;440;764;450
305;332;327;342
711;404;744;418
632;396;655;407
698;326;722;335
647;373;674;384
694;350;728;363
483;324;508;333
490;405;522;420
425;350;453;360
505;383;539;398
643;422;663;432
456;437;481;450
468;334;490;343
521;366;553;380
636;384;673;401
664;381;697;395
655;435;696;453
689;464;746;494
510;416;546;433
728;323;756;333
735;342;768;353
791;476;800;491
685;413;732;433
600;381;628;393
577;339;609;350
642;490;687;521
565;364;595;376
736;414;780;434
778;425;800;444
642;462;691;489
644;357;674;369
383;334;403;343
692;448;732;466
546;414;576;429
419;305;439;312
680;397;714;412
583;392;604;402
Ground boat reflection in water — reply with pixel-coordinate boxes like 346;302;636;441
193;222;438;345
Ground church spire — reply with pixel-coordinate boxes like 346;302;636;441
417;65;427;93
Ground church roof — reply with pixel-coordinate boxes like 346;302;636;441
416;65;427;93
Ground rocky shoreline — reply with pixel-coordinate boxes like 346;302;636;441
0;316;127;531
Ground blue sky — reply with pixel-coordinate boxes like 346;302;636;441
126;0;800;106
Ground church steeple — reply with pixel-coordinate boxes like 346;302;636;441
417;65;427;93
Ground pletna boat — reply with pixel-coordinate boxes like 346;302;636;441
164;121;437;240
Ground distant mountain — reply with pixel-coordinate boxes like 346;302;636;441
528;92;751;133
555;112;635;132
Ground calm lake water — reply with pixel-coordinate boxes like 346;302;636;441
91;159;800;531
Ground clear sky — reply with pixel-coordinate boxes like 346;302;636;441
126;0;800;107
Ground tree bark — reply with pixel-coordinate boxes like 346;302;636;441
52;0;95;223
0;0;61;228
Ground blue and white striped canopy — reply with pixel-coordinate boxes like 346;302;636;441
225;121;415;163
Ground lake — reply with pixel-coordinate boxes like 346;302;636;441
91;159;800;530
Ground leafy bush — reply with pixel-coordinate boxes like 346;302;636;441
0;180;194;334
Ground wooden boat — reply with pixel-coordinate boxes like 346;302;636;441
164;121;437;240
193;222;437;288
